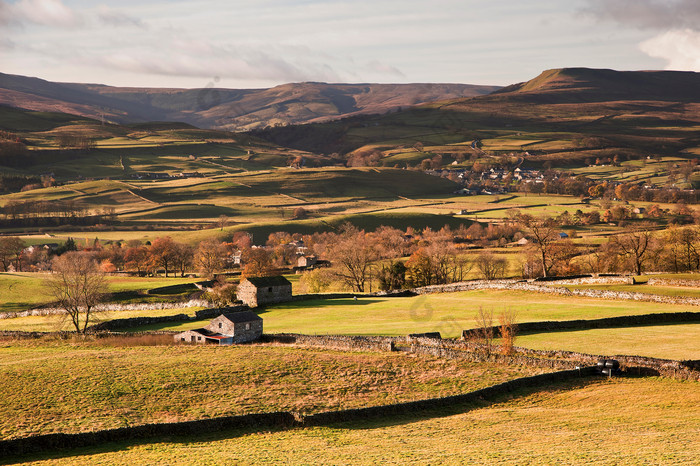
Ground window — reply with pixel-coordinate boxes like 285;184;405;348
218;322;222;328
198;336;202;341
268;287;273;292
181;338;185;342
245;323;251;330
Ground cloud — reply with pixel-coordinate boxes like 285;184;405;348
365;60;405;77
11;0;82;28
97;6;145;28
640;29;700;71
581;0;700;30
90;37;344;83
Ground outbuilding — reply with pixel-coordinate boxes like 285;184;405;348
236;276;292;307
174;311;263;345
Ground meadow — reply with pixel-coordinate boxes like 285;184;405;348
0;273;199;315
12;377;699;465
123;291;698;338
0;342;546;440
516;323;700;360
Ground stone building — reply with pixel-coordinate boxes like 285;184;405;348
237;276;292;307
174;311;263;345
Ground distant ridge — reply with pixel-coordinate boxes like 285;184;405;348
0;73;501;131
490;67;700;103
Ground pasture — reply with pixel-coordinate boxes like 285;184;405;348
13;377;699;465
0;342;545;440
124;290;699;337
0;273;199;315
515;323;700;360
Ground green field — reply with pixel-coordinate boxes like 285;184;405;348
0;273;199;314
14;377;700;465
124;290;699;338
0;342;545;440
516;323;700;360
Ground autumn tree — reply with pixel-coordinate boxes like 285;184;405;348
195;239;226;278
329;224;377;292
377;261;407;291
124;243;152;276
149;237;178;277
172;242;194;277
241;247;275;278
46;252;107;334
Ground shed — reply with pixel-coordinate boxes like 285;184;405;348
174;311;263;345
237;276;292;307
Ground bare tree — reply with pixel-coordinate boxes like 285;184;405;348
473;307;495;356
610;224;655;275
217;215;229;231
0;236;24;272
46;252;107;334
519;214;560;278
149;237;178;277
476;252;507;280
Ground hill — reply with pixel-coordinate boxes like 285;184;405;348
0;72;500;131
252;67;700;170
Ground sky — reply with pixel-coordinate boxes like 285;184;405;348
1;0;699;89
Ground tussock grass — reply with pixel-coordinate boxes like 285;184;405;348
0;342;545;440
15;378;700;464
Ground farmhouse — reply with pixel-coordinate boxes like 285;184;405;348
174;311;263;345
237;276;293;307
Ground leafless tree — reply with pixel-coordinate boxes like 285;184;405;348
610;224;656;275
473;307;495;356
519;214;560;278
476;252;507;280
46;252;107;334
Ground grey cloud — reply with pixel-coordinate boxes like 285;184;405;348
581;0;700;30
98;6;146;28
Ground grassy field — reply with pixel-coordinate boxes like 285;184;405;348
0;342;546;440
562;283;700;298
515;323;700;360
0;273;200;314
0;307;202;332
125;290;699;338
14;377;700;465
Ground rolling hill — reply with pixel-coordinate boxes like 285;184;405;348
252;68;700;168
0;72;500;131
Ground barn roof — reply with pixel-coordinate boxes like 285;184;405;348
243;276;291;288
221;310;263;323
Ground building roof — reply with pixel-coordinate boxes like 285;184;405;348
221;310;263;323
242;276;292;288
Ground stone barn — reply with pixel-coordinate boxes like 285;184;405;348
237;276;292;307
174;311;263;345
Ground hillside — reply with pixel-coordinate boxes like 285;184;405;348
252;68;700;169
0;73;500;131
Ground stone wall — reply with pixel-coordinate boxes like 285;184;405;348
462;312;700;339
413;279;700;306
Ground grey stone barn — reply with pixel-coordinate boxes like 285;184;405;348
237;276;292;307
174;311;263;345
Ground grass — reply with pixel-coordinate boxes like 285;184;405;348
0;341;546;440
126;290;699;338
562;283;700;298
0;273;200;314
14;377;700;464
0;307;201;332
515;323;700;360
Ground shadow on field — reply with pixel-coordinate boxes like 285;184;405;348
1;378;600;464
